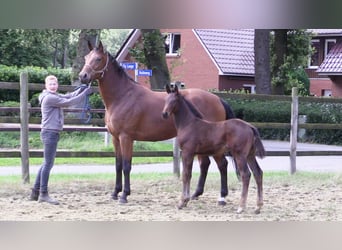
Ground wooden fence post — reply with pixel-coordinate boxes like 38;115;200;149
173;137;180;178
289;87;298;174
20;72;30;183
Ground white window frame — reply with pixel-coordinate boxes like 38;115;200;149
243;84;256;94
164;33;181;56
324;39;336;58
308;39;320;69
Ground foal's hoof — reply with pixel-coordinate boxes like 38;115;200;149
254;207;262;214
236;207;245;214
177;200;189;210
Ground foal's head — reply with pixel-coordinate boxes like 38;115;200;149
162;85;180;119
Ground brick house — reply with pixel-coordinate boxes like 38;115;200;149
308;29;342;97
116;29;255;92
116;29;342;97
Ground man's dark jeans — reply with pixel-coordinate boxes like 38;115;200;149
33;129;60;193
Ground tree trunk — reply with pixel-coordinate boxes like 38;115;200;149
273;29;288;95
72;29;99;84
141;29;170;90
254;29;271;94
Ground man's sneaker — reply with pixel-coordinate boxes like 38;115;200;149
38;192;60;205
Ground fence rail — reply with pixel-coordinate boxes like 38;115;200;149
1;76;342;183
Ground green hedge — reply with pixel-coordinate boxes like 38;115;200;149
0;65;72;102
224;95;342;146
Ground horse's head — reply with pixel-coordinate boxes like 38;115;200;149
162;85;180;119
79;40;109;84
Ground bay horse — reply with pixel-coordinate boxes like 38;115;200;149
79;41;235;204
162;85;265;213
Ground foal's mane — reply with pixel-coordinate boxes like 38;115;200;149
180;94;204;119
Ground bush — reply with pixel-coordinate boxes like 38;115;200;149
223;94;342;145
0;65;72;102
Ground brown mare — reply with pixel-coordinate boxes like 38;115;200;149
162;85;265;213
79;41;235;204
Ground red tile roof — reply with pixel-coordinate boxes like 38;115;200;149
317;41;342;75
194;29;254;76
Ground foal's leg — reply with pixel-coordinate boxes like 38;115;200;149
248;156;264;214
112;137;123;200
235;156;251;214
178;153;195;209
118;134;134;204
191;155;210;200
213;154;228;206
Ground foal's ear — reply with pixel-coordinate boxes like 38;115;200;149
174;85;179;94
165;84;171;94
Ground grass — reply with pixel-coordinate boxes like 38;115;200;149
0;131;174;166
1;171;341;186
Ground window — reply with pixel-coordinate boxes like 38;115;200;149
309;39;320;68
325;39;336;58
243;84;256;94
164;33;181;55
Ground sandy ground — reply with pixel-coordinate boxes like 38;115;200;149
1;173;341;221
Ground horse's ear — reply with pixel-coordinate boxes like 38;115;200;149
98;40;104;52
165;84;171;94
87;40;93;51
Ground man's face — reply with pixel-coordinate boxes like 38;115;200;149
45;80;58;93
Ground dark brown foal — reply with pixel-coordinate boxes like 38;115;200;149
162;85;266;214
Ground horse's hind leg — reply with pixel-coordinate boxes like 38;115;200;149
235;156;251;214
191;155;210;200
248;156;263;214
213;154;228;206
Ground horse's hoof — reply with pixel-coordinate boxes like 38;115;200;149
111;193;118;200
217;197;226;206
190;195;199;200
218;200;227;206
119;197;128;204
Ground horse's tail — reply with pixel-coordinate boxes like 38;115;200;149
220;99;235;119
251;126;266;159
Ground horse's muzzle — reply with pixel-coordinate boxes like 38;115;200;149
79;72;91;84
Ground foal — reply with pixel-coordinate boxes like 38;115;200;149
162;85;266;214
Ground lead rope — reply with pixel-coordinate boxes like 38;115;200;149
75;83;92;124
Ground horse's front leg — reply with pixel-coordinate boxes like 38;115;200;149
213;154;228;206
178;153;194;209
112;136;123;200
118;135;133;204
191;155;210;200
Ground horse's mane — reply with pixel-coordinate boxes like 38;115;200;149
108;53;137;83
180;95;204;119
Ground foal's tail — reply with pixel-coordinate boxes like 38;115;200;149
251;126;266;159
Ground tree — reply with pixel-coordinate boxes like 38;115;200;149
131;29;171;89
72;29;100;83
271;29;312;95
254;29;271;94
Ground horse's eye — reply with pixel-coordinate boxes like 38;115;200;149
95;58;101;62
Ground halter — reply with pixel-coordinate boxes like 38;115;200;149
84;52;109;79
